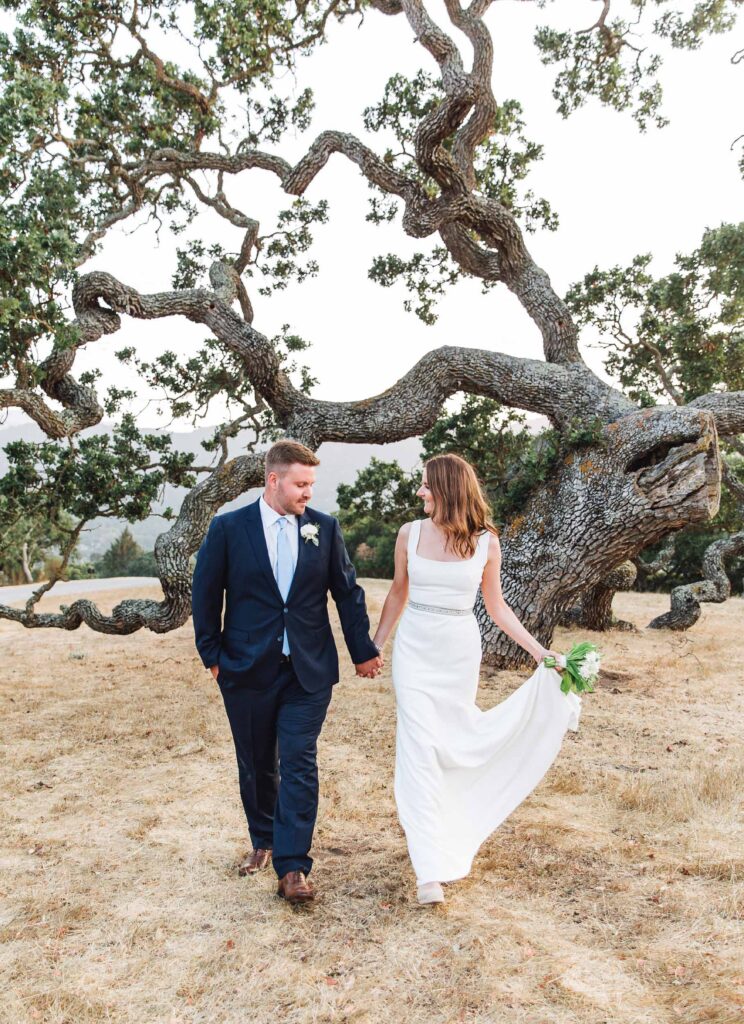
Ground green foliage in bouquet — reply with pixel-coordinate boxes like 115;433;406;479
543;641;601;696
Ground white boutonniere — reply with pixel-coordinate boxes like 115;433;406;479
300;522;320;546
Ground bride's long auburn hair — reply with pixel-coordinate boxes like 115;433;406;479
425;453;499;559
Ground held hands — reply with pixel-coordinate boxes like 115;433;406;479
355;652;384;679
210;655;386;680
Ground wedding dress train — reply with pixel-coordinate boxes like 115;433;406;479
391;519;581;885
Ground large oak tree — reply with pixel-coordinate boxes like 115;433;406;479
0;0;741;665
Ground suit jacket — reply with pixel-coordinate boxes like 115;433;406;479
191;498;379;691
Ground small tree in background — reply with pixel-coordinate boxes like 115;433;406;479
125;550;160;578
95;527;143;578
0;508;77;585
336;459;421;578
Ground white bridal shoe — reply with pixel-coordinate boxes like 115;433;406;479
417;882;445;905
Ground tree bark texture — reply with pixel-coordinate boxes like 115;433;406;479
558;562;638;632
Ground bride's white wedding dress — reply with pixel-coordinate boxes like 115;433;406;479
391;519;582;885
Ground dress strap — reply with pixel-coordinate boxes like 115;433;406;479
477;528;492;566
407;519;421;561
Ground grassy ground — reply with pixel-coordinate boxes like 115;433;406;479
0;582;742;1024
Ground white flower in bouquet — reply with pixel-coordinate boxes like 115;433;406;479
579;650;601;680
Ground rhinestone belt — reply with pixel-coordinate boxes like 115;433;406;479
408;599;474;617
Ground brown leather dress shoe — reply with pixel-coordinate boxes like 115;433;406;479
238;848;272;876
277;870;315;904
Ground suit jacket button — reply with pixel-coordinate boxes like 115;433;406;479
283;607;288;613
277;636;282;642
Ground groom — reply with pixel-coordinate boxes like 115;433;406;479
191;439;383;904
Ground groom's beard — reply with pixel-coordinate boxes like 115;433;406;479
276;491;310;516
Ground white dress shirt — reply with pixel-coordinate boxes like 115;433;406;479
259;494;299;579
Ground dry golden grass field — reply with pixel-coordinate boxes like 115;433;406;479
1;581;742;1024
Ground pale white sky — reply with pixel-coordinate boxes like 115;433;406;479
6;1;743;429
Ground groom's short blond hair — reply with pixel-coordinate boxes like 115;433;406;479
265;440;320;479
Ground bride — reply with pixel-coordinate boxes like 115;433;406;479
372;453;581;905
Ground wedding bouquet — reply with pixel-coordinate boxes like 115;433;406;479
543;642;601;695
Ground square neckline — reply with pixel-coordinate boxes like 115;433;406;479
413;519;484;565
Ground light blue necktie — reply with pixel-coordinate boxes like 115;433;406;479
275;516;294;655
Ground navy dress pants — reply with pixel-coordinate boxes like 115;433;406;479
219;659;332;878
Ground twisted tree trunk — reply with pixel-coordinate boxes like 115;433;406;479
21;542;33;585
558;562;637;632
476;405;721;666
648;461;744;630
647;531;744;630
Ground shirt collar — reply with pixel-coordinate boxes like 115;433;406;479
259;494;297;527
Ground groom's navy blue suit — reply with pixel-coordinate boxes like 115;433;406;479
192;497;378;878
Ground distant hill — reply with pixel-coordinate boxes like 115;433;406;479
0;415;546;558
